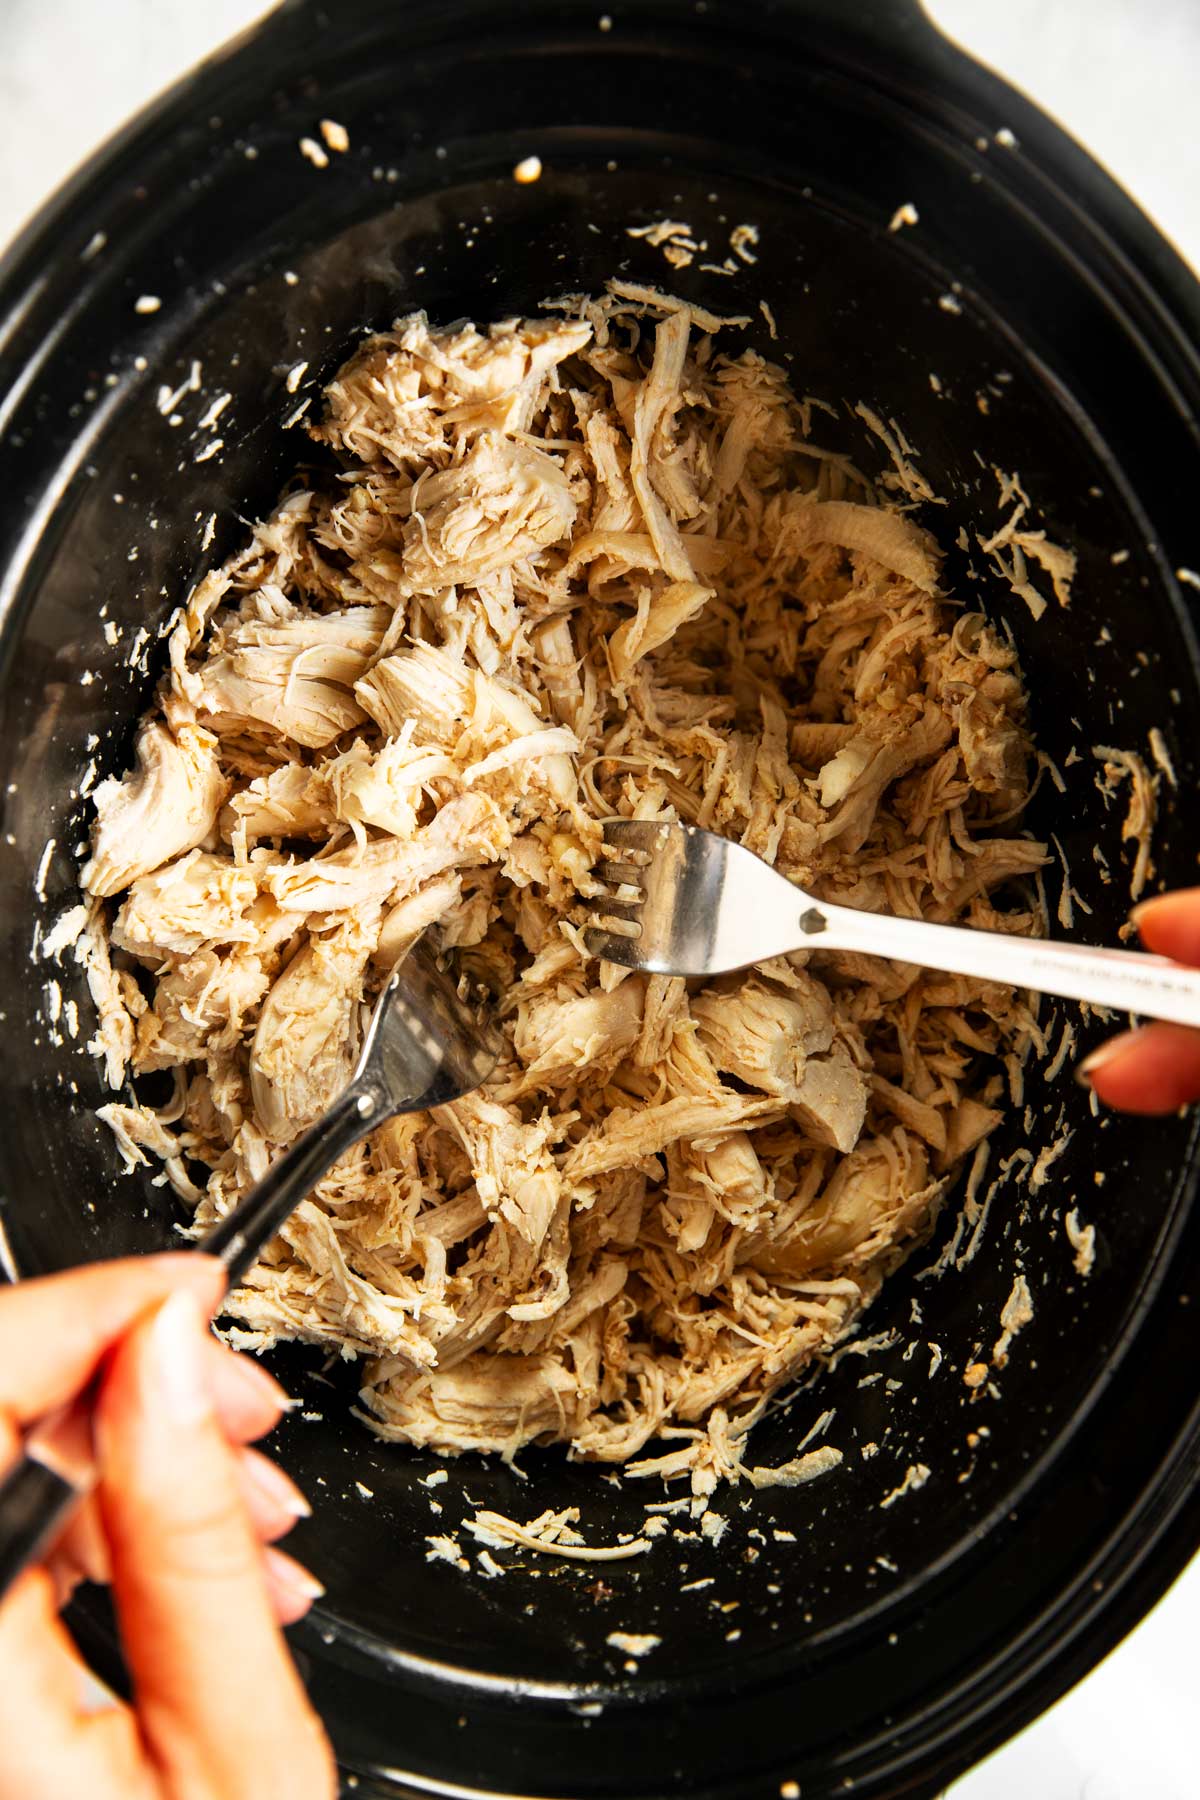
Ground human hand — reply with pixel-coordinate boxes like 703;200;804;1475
0;1254;335;1799
1079;890;1200;1113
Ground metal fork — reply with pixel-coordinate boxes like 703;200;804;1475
0;937;501;1605
584;819;1200;1026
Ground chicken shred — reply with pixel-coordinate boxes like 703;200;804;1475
84;285;1047;1488
83;721;228;897
1092;743;1157;902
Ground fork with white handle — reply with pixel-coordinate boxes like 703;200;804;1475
583;819;1200;1026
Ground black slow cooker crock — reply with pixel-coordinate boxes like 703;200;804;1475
1;3;1197;1796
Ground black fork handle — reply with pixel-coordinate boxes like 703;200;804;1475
0;1456;78;1603
200;1077;389;1286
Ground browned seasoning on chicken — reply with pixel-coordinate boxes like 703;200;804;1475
82;285;1046;1493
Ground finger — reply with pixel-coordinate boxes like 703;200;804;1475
38;1344;290;1600
0;1254;224;1426
0;1406;107;1610
48;1496;113;1597
1132;888;1200;964
1078;1023;1200;1113
237;1448;312;1544
204;1337;292;1443
0;1335;285;1474
264;1546;329;1627
0;1567;146;1800
96;1289;335;1800
47;1442;309;1600
48;1551;93;1608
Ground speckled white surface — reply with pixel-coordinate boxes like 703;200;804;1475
0;4;1195;1795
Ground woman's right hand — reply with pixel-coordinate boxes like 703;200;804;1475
0;1254;336;1799
1079;889;1200;1111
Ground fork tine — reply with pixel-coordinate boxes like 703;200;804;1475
584;928;645;967
600;818;667;854
584;896;643;924
594;858;646;888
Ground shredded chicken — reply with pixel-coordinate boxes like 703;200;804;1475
992;1271;1034;1367
1093;743;1157;902
468;1507;652;1561
83;284;1048;1489
978;498;1076;623
83;721;228;896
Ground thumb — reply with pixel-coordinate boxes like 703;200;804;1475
96;1290;334;1800
1078;1022;1200;1114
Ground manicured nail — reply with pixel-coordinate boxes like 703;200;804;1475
263;1545;325;1613
224;1350;293;1415
1077;1029;1143;1084
151;1290;214;1425
240;1449;312;1521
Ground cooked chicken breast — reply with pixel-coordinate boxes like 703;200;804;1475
85;284;1045;1491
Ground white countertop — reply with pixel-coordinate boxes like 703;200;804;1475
1;4;1196;1796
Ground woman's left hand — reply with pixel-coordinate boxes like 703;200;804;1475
0;1254;335;1800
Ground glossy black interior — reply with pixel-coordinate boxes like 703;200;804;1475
1;3;1198;1796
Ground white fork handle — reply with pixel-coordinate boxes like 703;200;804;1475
815;901;1200;1029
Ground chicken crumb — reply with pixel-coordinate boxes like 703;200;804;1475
319;118;350;154
627;218;704;270
1148;726;1177;790
729;223;759;264
468;1506;651;1561
606;1631;661;1658
425;1533;468;1570
1092;743;1157;901
1064;1209;1095;1277
879;1463;930;1509
992;1273;1034;1367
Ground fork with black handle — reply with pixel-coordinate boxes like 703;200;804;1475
583;819;1200;1025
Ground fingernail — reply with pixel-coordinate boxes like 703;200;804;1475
241;1449;312;1521
224;1350;293;1415
151;1290;214;1426
1077;1029;1143;1084
263;1545;325;1608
